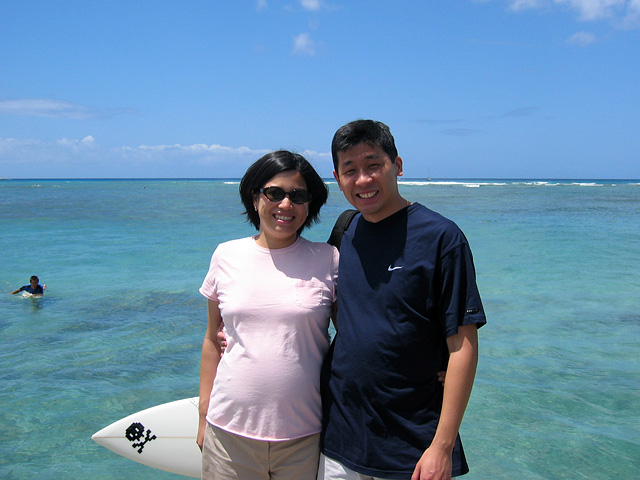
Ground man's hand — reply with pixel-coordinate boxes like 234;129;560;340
215;321;226;356
411;444;452;480
412;325;478;480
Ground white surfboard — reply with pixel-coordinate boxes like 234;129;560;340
92;397;201;478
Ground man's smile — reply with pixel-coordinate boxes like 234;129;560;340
357;191;378;199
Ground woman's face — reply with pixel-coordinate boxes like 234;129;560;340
253;170;309;249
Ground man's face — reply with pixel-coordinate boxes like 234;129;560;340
333;142;404;223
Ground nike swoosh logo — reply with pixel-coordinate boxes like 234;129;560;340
388;265;403;271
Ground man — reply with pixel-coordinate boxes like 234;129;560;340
320;120;486;480
11;275;46;295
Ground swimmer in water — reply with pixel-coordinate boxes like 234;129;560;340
11;275;46;296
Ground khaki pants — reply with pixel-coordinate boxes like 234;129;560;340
202;423;320;480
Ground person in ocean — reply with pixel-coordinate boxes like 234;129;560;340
11;275;46;295
197;150;338;480
319;119;486;480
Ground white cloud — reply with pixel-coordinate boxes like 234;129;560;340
0;98;98;119
0;136;337;178
0;98;136;120
0;136;333;178
621;0;640;26
257;0;267;10
508;0;548;11
57;135;95;145
504;0;639;26
0;137;287;177
567;31;597;44
118;143;271;159
0;137;41;155
0;136;97;175
299;0;322;11
292;33;316;56
556;0;625;20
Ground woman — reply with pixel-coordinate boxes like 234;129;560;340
197;150;338;480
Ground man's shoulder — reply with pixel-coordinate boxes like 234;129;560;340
409;203;462;233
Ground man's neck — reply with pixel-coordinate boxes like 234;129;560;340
361;196;412;223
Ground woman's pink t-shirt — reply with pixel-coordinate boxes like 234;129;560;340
200;236;338;441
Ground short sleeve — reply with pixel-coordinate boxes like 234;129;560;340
199;250;220;301
439;242;486;338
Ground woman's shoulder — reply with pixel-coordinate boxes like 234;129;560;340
213;236;255;255
298;236;338;256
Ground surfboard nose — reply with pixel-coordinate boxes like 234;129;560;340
91;397;201;478
91;428;108;446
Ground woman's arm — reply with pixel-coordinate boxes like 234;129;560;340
197;299;223;451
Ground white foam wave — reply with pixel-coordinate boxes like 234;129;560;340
396;180;633;188
399;181;507;187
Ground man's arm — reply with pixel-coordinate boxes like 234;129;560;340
197;299;223;451
411;324;479;480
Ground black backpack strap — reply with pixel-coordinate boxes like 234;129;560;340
327;209;359;250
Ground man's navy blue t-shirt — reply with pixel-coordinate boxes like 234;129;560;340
321;203;486;479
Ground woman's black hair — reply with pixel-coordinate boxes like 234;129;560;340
239;150;328;235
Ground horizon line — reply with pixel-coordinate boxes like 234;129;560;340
2;177;639;182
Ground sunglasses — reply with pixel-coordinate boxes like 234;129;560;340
258;186;312;205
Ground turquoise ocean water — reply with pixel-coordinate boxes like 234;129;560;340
1;178;639;479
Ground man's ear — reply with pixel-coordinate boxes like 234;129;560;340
395;156;404;177
333;170;343;191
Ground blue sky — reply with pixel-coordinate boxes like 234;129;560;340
1;0;639;179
